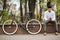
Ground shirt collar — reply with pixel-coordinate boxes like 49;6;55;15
47;10;53;13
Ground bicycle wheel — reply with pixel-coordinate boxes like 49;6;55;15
26;19;42;34
2;20;18;35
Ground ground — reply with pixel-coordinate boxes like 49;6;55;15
0;34;60;40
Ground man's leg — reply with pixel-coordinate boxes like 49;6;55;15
43;20;48;35
52;21;59;35
54;21;58;35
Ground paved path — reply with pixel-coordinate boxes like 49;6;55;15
0;34;60;40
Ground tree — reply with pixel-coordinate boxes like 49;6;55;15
20;0;23;22
56;0;60;20
1;0;15;21
3;0;7;9
25;0;27;15
28;0;36;19
39;0;44;21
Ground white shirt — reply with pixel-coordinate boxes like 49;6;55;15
44;10;56;21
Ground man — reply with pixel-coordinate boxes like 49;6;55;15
43;6;59;35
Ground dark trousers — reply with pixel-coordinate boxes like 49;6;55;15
44;20;58;32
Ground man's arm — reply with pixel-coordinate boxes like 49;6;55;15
52;12;56;21
51;12;56;21
44;12;48;20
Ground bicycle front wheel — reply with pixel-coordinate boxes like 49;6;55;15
2;20;18;35
26;19;42;35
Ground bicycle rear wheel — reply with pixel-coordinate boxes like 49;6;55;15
2;20;18;35
26;19;42;34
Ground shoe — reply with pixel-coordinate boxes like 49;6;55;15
43;32;47;36
55;32;59;35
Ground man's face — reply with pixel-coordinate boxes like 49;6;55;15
48;8;52;12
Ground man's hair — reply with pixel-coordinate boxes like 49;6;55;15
48;6;52;8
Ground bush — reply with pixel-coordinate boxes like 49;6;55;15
1;9;8;21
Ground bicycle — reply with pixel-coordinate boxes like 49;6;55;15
2;13;42;35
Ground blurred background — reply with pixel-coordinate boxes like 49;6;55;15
0;0;60;23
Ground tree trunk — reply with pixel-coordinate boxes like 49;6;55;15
20;0;23;22
3;0;6;9
40;1;42;21
25;0;27;15
28;0;36;19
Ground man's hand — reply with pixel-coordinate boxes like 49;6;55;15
48;18;52;21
